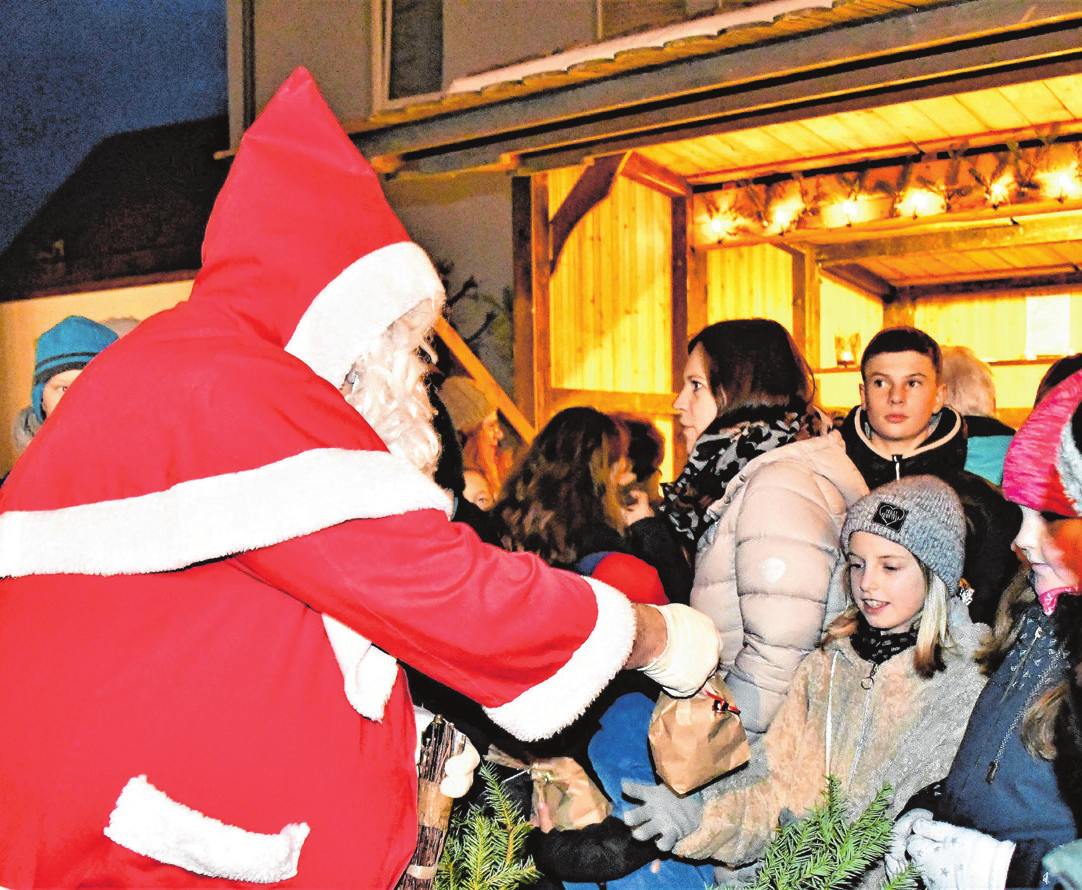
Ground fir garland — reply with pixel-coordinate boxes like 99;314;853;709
436;763;540;890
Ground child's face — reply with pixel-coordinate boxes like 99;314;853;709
847;531;928;633
673;343;719;451
41;368;83;418
859;350;946;455
462;470;493;510
1014;506;1082;598
479;411;502;449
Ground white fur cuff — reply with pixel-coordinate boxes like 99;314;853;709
104;775;309;882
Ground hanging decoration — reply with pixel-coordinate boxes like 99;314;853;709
695;134;1082;246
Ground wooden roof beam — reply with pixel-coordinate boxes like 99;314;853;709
817;214;1082;265
824;264;897;301
896;269;1082;300
621;152;690;197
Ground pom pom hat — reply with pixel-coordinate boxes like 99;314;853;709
1003;369;1082;518
31;315;118;421
440;376;495;435
842;475;965;595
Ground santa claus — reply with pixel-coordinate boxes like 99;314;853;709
0;69;719;888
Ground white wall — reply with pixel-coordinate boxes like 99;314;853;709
442;0;595;84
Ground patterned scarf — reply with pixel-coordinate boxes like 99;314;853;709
850;613;919;665
661;408;826;545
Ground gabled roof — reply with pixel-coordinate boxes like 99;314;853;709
349;0;1082;180
349;0;1082;300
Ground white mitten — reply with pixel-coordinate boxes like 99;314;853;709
885;808;931;880
639;604;721;697
906;818;1015;890
440;739;480;799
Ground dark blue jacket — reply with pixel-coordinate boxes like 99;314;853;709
934;604;1077;887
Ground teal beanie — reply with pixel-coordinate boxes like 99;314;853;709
32;316;118;421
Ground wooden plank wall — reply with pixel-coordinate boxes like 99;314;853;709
548;167;672;393
546;166;679;476
704;244;792;326
916;292;1082;423
696;245;1080;423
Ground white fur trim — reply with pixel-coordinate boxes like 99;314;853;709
1061;420;1082;511
0;448;452;577
322;615;400;721
104;775;309;883
484;577;636;741
286;241;444;388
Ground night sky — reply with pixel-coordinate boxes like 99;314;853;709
0;0;227;255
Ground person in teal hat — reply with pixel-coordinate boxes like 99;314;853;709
12;315;118;453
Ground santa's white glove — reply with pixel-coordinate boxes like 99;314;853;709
639;604;721;697
621;781;704;852
413;705;480;799
885;808;930;880
439;738;480;799
906;818;1015;890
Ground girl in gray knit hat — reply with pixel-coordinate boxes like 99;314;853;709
626;475;987;886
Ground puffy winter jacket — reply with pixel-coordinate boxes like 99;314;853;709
690;430;867;740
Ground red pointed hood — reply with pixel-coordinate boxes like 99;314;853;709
0;68;449;578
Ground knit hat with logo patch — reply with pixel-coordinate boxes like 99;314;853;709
841;475;965;594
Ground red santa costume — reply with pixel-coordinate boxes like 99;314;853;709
0;69;640;888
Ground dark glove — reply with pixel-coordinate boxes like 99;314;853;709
526;815;660;882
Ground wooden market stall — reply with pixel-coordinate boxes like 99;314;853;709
352;0;1082;473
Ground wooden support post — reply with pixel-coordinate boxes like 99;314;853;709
883;295;917;328
671;195;691;468
530;175;552;425
791;245;821;369
687;242;709;342
511;176;536;426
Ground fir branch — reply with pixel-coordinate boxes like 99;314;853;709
435;763;540;890
714;777;901;890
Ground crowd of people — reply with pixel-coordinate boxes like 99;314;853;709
3;66;1082;890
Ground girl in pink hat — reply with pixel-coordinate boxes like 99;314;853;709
887;369;1082;890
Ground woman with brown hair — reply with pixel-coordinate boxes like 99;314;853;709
661;318;868;741
494;406;639;573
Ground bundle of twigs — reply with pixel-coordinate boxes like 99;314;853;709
396;715;467;890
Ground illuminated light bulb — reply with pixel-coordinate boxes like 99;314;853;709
897;188;945;219
1036;166;1082;202
989;175;1013;208
842;197;859;225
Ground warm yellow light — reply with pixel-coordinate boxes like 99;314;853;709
1036;164;1082;201
769;194;804;233
897;188;945;218
989;174;1014;208
842;197;859;224
707;208;740;240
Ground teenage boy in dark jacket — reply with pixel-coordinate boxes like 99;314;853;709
839;326;1020;624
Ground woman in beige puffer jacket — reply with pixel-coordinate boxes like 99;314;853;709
662;319;868;741
690;429;868;740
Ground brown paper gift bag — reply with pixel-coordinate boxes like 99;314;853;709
647;673;750;795
485;748;612;833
